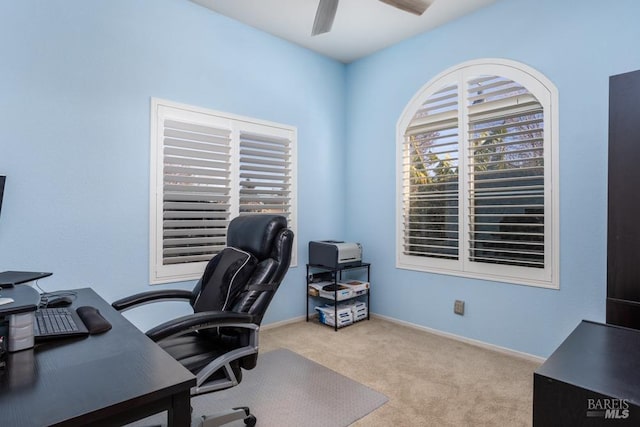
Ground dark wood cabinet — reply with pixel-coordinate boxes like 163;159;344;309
533;321;640;426
607;69;640;329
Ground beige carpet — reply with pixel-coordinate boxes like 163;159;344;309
128;348;387;427
260;317;540;426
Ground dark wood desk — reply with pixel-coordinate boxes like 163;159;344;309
0;288;196;426
534;320;640;426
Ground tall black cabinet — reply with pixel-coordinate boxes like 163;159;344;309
607;69;640;329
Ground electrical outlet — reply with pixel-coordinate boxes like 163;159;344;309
454;300;465;315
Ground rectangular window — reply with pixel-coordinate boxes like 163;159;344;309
150;98;297;284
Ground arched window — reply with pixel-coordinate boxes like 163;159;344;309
397;59;559;288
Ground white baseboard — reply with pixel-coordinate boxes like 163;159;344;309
262;312;545;364
372;313;546;364
261;315;307;331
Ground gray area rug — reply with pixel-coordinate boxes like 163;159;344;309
130;348;388;427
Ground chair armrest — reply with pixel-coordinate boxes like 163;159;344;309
146;311;256;342
111;289;194;312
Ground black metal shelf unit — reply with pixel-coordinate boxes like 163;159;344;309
306;262;370;331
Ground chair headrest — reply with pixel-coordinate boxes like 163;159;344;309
227;215;288;261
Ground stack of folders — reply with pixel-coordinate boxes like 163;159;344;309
315;301;368;328
308;280;370;301
309;282;353;301
315;305;353;328
339;280;369;297
345;301;368;322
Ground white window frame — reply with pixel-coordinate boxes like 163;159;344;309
396;59;559;289
150;98;297;284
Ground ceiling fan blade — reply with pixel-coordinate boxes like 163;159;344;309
378;0;432;16
312;0;339;36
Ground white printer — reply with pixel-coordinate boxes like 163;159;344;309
309;240;362;269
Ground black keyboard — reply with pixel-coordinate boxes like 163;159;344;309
34;307;88;338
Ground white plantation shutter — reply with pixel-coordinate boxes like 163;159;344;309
162;120;232;265
397;60;558;289
151;99;297;284
239;131;293;222
466;76;545;269
402;82;460;260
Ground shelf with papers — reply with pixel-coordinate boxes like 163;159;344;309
305;263;370;331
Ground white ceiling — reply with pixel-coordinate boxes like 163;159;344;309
190;0;498;63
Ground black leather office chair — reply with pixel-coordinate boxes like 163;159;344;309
112;214;294;427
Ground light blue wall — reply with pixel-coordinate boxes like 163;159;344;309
2;0;639;358
0;0;347;330
344;0;640;357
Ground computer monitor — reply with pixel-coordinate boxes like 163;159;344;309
0;175;5;216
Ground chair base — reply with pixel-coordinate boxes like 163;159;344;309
200;406;256;427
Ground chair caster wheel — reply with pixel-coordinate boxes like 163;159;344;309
244;414;256;426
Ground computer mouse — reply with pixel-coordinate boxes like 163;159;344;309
46;295;73;307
